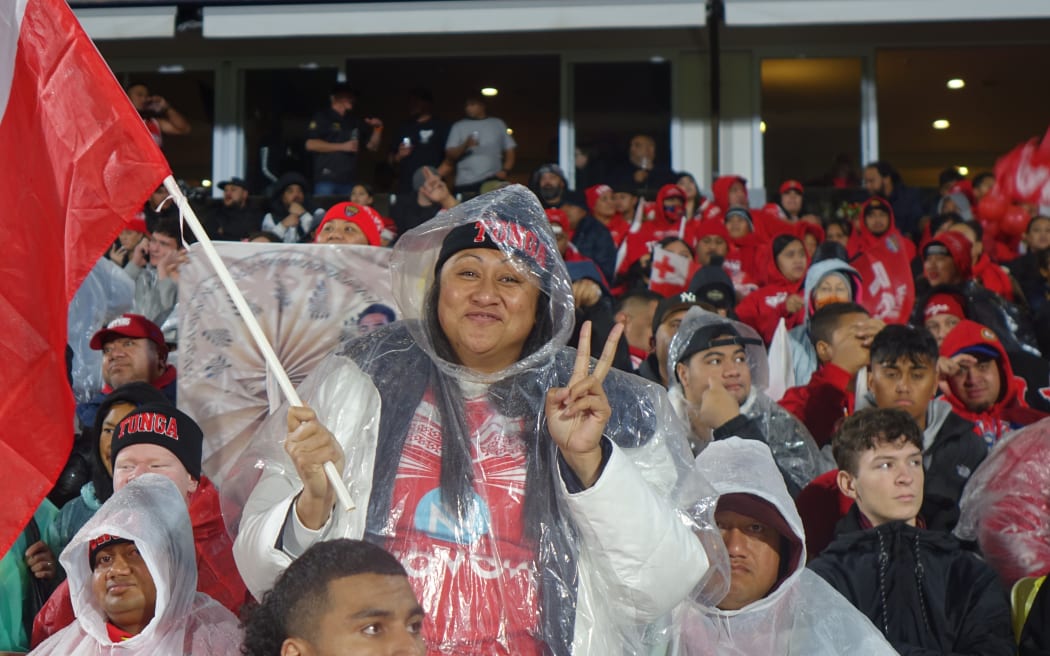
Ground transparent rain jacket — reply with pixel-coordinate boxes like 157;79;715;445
673;438;898;655
231;185;729;655
667;307;832;491
32;475;241;655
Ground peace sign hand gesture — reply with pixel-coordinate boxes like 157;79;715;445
546;321;624;489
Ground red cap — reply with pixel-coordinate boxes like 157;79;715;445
125;213;149;236
315;202;382;246
89;313;168;358
924;293;966;321
779;179;804;195
659;183;686;201
585;184;613;212
545;207;572;238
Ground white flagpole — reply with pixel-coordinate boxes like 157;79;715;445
162;176;355;512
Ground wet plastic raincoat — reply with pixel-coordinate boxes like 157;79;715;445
667;308;832;494
31;475;241;655
954;417;1050;586
232;185;728;655
674;438;896;655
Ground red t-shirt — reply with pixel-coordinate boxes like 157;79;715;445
385;389;543;656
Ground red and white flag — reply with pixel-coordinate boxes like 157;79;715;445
648;245;693;297
0;0;170;555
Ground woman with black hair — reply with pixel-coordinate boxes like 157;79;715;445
234;185;727;655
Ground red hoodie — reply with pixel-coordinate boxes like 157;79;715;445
31;476;251;647
848;196;917;262
734;238;808;344
618;183;690;274
971;253;1015;301
704;175;795;241
939;319;1047;447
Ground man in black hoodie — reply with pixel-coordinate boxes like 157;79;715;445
865;325;986;532
808;408;1013;656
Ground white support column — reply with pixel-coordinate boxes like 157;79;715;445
559;56;576;189
860;51;879;165
674;51;711;187
718;52;756;183
211;61;244;195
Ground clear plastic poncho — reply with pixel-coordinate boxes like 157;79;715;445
954;417;1050;585
673;438;897;655
666;307;832;491
32;474;241;655
68;258;135;405
231;185;729;655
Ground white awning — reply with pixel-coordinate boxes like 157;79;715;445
725;0;1050;26
203;0;705;38
73;5;176;40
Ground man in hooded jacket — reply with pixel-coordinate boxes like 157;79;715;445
674;438;895;655
938;319;1048;447
666;308;831;495
29;475;241;655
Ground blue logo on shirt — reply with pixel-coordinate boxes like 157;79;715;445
413;488;491;544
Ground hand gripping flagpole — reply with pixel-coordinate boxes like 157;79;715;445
162;176;355;512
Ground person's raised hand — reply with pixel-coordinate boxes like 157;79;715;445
25;540;58;580
286;405;345;529
130;237;149;267
107;242;127;265
785;294;804;314
572;279;602;310
696;377;740;430
545;321;623;488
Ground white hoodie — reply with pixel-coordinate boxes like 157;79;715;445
674;438;898;655
31;475;241;655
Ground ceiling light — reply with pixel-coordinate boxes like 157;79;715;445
957;166;969;176
201;179;212;187
760;120;767;133
506;128;513;135
932;119;950;130
481;87;498;97
947;78;965;90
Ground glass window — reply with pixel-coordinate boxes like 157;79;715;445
877;46;1050;187
118;70;214;185
761;57;862;193
572;61;671;195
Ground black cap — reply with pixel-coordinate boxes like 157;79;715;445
651;291;706;337
675;322;761;370
688;265;736;310
218;177;248;191
864;198;890;217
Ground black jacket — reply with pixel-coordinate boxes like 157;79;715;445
921;408;986;533
808;506;1014;656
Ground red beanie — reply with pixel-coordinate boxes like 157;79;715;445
315;202;382;246
924;293;966;322
695;218;731;242
585;184;613;213
923;231;973;279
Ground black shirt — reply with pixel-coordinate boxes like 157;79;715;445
306;107;366;185
390;117;450;194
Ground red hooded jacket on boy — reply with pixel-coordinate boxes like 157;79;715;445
735;235;809;344
618;183;690;274
939;319;1047;447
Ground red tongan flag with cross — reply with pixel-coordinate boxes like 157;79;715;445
0;0;170;555
649;244;697;297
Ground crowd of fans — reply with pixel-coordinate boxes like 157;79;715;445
3;79;1050;656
